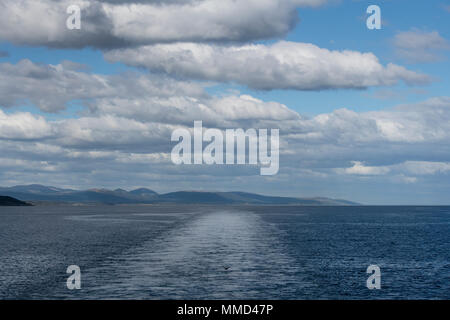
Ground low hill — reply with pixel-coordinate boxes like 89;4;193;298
0;196;32;206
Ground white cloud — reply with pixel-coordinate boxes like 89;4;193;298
0;59;204;112
105;41;431;90
290;97;450;144
393;29;450;63
339;161;391;175
0;0;327;48
91;94;299;128
335;160;450;181
0;110;52;139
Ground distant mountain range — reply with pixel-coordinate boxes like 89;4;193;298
0;184;359;206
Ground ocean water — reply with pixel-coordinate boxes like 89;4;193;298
0;205;449;300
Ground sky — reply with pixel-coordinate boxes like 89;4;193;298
0;0;449;204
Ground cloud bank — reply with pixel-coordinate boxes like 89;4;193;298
1;58;449;196
106;41;431;90
0;0;327;48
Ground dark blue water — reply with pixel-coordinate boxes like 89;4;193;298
0;205;449;299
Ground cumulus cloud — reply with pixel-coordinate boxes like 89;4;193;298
0;95;297;150
0;0;327;48
288;97;450;144
336;160;450;181
91;94;300;129
0;59;205;112
0;110;53;140
105;41;431;90
338;161;390;175
393;29;450;63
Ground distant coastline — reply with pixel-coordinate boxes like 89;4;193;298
0;184;359;206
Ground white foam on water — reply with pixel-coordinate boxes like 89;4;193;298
79;209;311;299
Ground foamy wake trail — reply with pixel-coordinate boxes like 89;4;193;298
80;210;311;299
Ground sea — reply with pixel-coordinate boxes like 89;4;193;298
0;205;449;299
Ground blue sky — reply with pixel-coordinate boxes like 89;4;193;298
0;0;449;204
